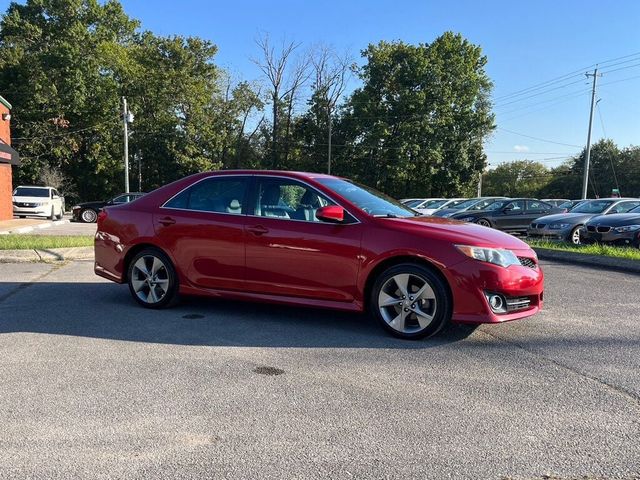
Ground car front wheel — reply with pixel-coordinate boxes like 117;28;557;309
569;226;582;245
370;263;452;339
80;208;98;223
127;248;179;309
476;218;492;228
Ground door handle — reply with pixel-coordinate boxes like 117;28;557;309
158;216;176;226
247;225;269;236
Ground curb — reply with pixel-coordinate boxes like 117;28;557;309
534;247;640;275
0;246;93;263
0;218;70;235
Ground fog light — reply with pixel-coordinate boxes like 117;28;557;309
485;292;507;314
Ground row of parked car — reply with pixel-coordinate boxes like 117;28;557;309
401;196;640;247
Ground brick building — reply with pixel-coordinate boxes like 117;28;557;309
0;95;20;221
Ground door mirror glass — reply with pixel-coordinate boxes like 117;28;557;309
316;205;345;223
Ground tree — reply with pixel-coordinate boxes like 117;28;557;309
336;33;495;198
482;160;552;197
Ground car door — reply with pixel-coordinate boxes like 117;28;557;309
154;175;250;291
525;200;553;227
244;176;363;303
493;200;525;229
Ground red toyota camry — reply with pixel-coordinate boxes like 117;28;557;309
95;170;543;339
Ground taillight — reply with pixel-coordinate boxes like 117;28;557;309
97;209;108;225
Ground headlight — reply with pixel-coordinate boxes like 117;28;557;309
613;225;640;233
549;223;571;230
455;245;521;268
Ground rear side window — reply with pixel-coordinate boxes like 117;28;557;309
164;176;249;214
526;200;551;211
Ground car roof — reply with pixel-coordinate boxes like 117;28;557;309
16;185;51;189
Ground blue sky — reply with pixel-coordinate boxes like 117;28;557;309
2;0;639;168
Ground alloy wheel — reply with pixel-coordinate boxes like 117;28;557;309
571;227;581;244
477;219;491;227
81;209;97;223
130;255;170;304
377;273;438;334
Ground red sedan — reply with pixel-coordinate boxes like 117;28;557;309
95;171;543;339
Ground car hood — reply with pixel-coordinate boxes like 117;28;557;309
531;212;597;224
12;196;51;203
586;213;640;227
380;216;530;250
75;200;108;209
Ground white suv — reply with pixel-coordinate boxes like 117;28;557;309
12;186;65;220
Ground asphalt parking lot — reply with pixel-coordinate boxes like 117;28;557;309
0;260;638;479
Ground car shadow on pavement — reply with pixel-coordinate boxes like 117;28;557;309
0;281;478;348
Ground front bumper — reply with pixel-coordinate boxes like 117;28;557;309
445;255;544;324
527;225;573;242
13;205;50;217
583;228;640;246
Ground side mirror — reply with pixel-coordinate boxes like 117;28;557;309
316;205;345;223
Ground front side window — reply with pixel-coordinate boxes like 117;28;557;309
527;200;550;211
610;201;640;214
254;178;334;222
164;176;249;214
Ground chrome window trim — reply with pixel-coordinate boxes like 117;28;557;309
159;173;362;225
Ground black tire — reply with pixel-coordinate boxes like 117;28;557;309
56;208;64;220
127;247;179;309
19;216;26;219
49;207;55;220
370;263;452;340
476;218;492;228
80;208;98;223
568;226;582;245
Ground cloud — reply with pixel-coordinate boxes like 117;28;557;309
513;145;530;152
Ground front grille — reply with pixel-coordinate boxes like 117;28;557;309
506;296;531;312
518;257;537;268
596;226;611;233
586;225;596;232
15;202;36;208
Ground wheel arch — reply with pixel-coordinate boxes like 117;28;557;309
362;255;453;313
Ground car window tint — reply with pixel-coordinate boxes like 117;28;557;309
255;178;334;221
612;201;640;213
112;195;128;203
526;200;550;211
505;200;524;211
165;177;248;214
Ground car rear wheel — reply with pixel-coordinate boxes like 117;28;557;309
370;263;451;339
127;248;179;309
476;218;492;228
569;226;581;245
80;208;97;223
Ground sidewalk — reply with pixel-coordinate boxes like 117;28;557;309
0;217;71;234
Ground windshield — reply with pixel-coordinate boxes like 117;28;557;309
484;200;509;211
423;199;448;209
468;198;503;211
404;199;424;208
571;200;614;214
13;187;49;197
316;178;416;218
449;198;480;210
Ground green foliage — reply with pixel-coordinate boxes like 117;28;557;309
482;160;552;197
334;33;495;198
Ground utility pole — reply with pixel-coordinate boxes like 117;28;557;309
477;171;483;197
122;96;130;193
327;109;332;175
582;68;601;199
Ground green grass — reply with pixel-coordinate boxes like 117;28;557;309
0;235;94;250
527;239;640;261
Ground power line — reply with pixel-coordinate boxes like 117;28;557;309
497;127;582;148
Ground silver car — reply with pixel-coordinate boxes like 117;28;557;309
527;198;640;244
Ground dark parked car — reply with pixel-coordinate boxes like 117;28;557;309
432;197;508;218
449;198;556;233
72;192;146;223
582;205;640;247
94;171;543;340
527;198;640;244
